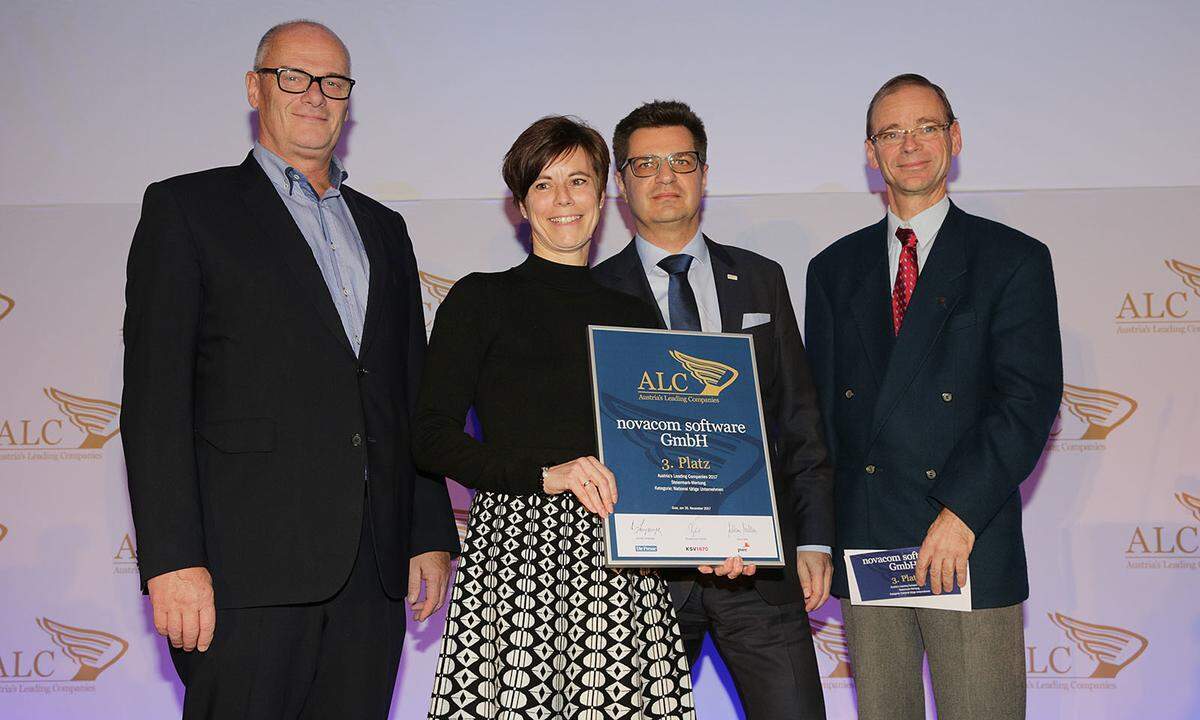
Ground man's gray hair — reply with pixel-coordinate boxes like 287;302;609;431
253;20;350;71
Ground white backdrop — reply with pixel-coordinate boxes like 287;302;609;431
2;1;1199;205
2;189;1198;718
2;1;1199;718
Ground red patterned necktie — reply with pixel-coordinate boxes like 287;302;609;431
891;227;919;335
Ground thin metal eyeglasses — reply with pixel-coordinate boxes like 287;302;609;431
869;121;953;147
619;151;704;178
255;67;356;100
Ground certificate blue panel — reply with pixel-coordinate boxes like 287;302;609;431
589;326;784;566
850;547;964;601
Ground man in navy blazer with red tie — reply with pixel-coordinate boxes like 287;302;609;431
804;74;1062;720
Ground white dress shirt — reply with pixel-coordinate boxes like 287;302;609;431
633;232;830;557
886;196;950;289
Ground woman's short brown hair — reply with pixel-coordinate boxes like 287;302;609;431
502;116;610;208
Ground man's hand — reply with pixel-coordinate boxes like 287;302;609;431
797;550;832;612
916;507;975;594
147;566;215;652
408;551;451;622
698;555;757;579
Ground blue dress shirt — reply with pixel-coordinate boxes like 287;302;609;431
253;143;370;356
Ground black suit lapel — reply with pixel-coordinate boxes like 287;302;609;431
235;154;356;359
869;204;968;442
705;237;746;333
607;240;667;328
849;218;893;387
341;186;386;359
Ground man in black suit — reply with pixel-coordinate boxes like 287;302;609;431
593;100;833;719
804;74;1062;720
121;20;458;718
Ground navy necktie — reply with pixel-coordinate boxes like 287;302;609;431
657;254;701;331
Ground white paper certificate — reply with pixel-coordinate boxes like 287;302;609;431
845;547;972;612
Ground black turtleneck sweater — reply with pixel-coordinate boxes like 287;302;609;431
413;254;657;495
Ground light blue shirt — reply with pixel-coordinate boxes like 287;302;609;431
253;143;370;356
634;231;721;332
634;231;831;557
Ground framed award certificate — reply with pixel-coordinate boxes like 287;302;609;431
588;325;785;567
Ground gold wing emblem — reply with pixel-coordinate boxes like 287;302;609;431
669;350;739;396
419;272;456;331
0;293;13;322
1060;384;1137;440
36;618;129;681
1049;613;1148;678
1165;259;1200;298
810;618;852;677
43;387;121;449
1175;491;1200;523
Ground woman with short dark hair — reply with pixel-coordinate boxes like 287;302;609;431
417;115;695;719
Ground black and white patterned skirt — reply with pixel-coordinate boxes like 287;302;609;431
428;490;695;719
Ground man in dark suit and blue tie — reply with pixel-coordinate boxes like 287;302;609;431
804;74;1063;720
593;100;833;719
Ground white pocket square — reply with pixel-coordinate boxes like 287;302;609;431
742;312;771;329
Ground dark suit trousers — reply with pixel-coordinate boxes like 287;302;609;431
170;512;406;720
676;579;826;719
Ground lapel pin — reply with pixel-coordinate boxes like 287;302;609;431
727;274;738;281
937;296;946;306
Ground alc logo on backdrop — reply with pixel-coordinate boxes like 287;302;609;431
1047;383;1137;452
1115;258;1200;334
809;618;853;689
113;533;139;576
1026;612;1148;690
1125;491;1200;571
0;293;13;323
0;387;120;460
419;271;456;336
0;618;128;694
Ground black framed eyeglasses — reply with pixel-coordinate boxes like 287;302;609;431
619;151;704;178
255;67;356;100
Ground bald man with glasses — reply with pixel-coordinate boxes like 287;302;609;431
122;20;458;718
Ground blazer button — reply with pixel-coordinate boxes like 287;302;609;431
357;366;370;377
844;388;855;399
865;464;876;475
941;392;953;402
352;433;363;447
926;469;937;479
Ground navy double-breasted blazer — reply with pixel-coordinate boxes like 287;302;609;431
804;201;1062;608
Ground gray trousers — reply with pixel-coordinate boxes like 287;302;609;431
840;599;1025;720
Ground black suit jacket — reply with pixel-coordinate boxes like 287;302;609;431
805;201;1062;608
122;153;459;609
593;237;834;606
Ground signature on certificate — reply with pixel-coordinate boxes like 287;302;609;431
630;519;663;538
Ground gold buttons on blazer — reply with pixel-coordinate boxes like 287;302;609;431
844;389;855;399
865;465;876;475
926;469;937;479
941;392;953;402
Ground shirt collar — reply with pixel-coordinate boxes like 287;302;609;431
887;195;950;249
252;142;348;199
634;231;709;277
